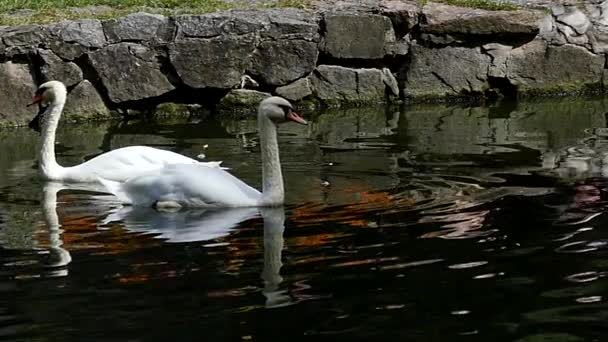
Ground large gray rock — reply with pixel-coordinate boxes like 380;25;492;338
311;65;385;103
506;40;604;92
175;12;263;39
404;44;491;98
421;3;540;36
63;80;111;120
169;37;255;89
175;9;318;41
0;61;36;126
1;25;46;48
276;78;313;101
88;42;175;103
37;49;83;87
556;8;591;35
103;12;175;43
48;19;107;60
322;14;395;59
49;19;107;48
1;25;47;56
173;9;319;88
249;39;318;86
380;0;420;32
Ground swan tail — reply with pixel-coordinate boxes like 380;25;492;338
96;176;133;204
200;160;230;170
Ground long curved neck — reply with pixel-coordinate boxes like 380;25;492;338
39;98;65;178
259;115;284;205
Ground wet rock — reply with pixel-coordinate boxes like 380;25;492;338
103;12;175;44
37;49;83;87
322;14;395;59
88;42;175;103
218;89;271;109
421;3;540;36
63;80;112;120
404;44;491;98
311;65;385;103
249;39;318;86
506;39;604;92
0;61;36;126
276;78;313;101
380;0;420;32
169;37;254;89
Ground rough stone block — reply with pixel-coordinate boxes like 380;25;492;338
88;42;175;103
103;12;175;43
311;65;385;103
506;39;604;92
170;37;254;89
249;39;318;86
276;78;313;101
322;14;394;59
404;44;491;97
421;3;540;36
380;0;420;32
38;49;83;87
0;61;36;126
50;19;107;48
63;80;112;119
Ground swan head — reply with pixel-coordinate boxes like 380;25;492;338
28;81;67;133
259;96;307;125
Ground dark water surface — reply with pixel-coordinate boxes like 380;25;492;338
1;98;608;341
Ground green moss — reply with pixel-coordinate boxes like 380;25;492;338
155;102;209;118
0;0;312;25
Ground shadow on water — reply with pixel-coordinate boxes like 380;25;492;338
1;96;608;340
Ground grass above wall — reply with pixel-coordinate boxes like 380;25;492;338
0;0;521;26
0;0;310;25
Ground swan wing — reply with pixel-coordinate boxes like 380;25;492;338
73;146;221;182
100;163;262;207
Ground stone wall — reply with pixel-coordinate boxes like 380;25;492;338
0;0;607;126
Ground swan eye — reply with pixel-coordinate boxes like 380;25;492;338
278;105;292;117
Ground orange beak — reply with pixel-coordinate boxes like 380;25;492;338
27;95;43;107
286;111;307;125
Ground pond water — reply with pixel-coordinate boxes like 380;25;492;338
1;97;608;341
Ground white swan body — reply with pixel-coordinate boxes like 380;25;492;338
99;96;307;208
29;80;221;183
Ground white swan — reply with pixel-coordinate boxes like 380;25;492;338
28;80;222;183
99;96;307;208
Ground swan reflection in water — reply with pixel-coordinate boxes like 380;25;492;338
41;181;293;308
40;182;75;277
103;205;293;308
